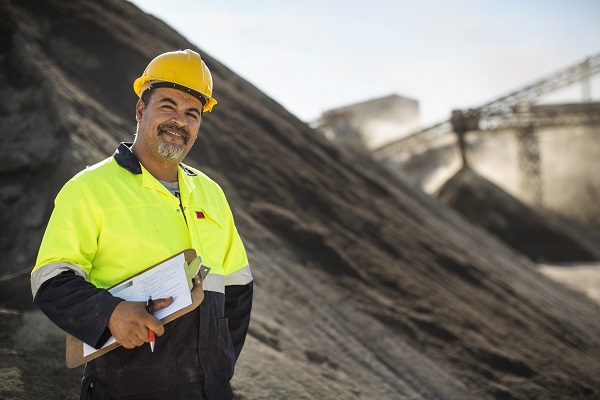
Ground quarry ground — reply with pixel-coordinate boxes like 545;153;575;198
1;263;599;400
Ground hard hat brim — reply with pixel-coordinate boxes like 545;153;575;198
133;78;217;113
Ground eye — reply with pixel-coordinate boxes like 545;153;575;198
161;104;175;110
186;112;200;121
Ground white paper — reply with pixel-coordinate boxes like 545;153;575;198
83;252;191;357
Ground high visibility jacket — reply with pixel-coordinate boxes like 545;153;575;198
31;143;253;400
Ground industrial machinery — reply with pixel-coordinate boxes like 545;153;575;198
373;53;600;205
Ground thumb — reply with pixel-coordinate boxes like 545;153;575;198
152;296;174;312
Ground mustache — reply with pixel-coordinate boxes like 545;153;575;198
157;123;190;144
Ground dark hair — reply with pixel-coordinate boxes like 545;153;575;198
140;89;153;106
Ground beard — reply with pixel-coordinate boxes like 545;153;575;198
157;140;185;160
156;122;190;160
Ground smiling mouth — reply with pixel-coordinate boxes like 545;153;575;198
158;123;189;144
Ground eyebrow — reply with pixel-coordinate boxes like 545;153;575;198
158;97;201;117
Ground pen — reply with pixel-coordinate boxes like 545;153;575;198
146;296;155;352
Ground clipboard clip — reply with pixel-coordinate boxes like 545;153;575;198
199;265;211;282
185;255;210;288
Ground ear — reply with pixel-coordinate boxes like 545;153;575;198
135;99;145;123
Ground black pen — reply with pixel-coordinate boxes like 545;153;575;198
146;296;155;352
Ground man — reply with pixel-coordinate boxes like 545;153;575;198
31;49;253;400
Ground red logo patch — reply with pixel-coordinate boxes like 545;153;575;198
196;211;205;219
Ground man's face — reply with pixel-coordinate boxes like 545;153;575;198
135;87;204;164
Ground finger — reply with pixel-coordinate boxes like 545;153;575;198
121;340;135;349
130;335;145;347
146;315;166;336
142;297;173;336
152;297;174;312
136;330;150;344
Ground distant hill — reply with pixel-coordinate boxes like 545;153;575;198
1;0;599;399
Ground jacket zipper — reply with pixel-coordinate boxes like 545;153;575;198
175;192;188;226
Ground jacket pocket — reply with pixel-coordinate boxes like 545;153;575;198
191;206;227;267
218;317;235;381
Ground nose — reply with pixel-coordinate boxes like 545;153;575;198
170;110;187;126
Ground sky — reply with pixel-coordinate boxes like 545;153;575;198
128;0;600;129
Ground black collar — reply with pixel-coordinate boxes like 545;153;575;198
113;143;196;176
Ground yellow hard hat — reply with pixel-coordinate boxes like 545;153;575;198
133;49;217;112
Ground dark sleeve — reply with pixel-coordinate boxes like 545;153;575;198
224;281;253;361
34;270;124;348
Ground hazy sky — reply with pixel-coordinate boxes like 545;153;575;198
128;0;600;128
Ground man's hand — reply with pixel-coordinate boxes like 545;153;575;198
107;297;173;349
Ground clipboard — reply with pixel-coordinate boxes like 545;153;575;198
65;249;205;368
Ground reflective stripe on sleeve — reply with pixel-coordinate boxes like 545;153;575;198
224;264;253;287
30;262;89;298
202;273;225;293
202;264;252;293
